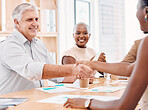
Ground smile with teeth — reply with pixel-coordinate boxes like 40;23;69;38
78;39;86;42
30;27;38;31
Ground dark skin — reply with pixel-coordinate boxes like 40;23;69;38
64;36;148;110
62;56;76;83
74;24;90;48
62;23;106;83
64;1;148;109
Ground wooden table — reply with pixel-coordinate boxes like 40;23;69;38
0;78;139;110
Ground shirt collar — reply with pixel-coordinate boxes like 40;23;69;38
13;29;38;44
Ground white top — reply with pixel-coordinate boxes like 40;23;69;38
0;29;53;94
62;45;96;61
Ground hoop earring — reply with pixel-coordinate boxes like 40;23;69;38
145;15;148;21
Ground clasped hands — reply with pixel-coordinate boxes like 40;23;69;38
64;52;106;109
73;52;106;79
72;63;94;80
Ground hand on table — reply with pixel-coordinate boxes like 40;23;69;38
64;98;87;109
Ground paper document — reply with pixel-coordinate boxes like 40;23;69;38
0;98;28;106
92;53;104;77
110;80;128;85
38;94;120;104
54;79;84;89
61;79;99;88
92;53;100;61
37;87;77;93
86;86;125;92
63;79;89;89
67;79;80;88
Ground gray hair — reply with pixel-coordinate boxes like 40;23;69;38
12;3;38;28
73;22;90;35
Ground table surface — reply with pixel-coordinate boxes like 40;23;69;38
0;78;139;110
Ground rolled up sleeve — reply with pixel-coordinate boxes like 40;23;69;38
25;62;45;80
2;42;45;81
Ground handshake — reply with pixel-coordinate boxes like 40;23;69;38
72;52;106;79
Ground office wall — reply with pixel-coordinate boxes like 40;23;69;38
98;0;126;62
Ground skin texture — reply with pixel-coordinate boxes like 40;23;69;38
14;9;94;80
42;63;94;79
64;0;148;109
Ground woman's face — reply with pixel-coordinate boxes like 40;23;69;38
136;1;148;32
73;24;90;48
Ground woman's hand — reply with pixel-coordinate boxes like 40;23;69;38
77;61;92;68
98;52;106;62
64;98;88;109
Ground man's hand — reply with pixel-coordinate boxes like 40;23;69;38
64;98;87;109
72;64;94;79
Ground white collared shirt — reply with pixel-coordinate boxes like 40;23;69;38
0;29;53;94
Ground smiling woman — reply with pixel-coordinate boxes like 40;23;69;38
61;22;96;83
73;22;90;48
62;22;94;65
61;22;106;83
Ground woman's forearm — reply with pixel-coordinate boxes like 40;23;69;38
89;99;121;110
90;61;134;77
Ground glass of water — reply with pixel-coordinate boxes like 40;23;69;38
104;73;111;85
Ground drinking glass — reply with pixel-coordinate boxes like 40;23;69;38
104;73;111;85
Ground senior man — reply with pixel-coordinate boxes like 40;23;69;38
0;3;93;95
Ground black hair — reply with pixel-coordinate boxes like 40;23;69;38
141;0;148;8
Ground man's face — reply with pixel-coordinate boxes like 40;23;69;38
73;24;90;48
15;10;39;41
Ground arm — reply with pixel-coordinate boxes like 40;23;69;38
2;41;93;81
61;56;76;83
42;63;94;79
91;52;106;75
62;56;76;64
90;36;148;110
78;61;134;77
62;56;95;83
64;37;148;110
